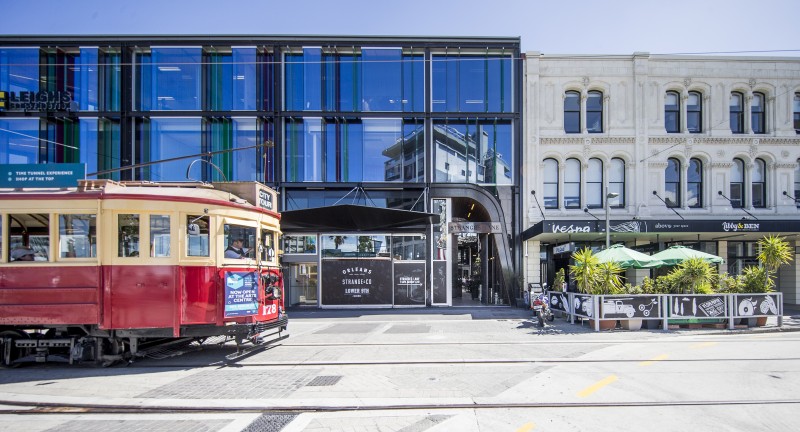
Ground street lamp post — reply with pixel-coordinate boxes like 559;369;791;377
605;187;619;249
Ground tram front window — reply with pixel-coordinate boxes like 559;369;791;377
224;224;256;260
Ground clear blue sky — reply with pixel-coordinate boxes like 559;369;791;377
2;0;799;55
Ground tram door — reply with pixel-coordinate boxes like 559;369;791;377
287;263;318;306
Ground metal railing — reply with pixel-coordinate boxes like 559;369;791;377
545;291;783;332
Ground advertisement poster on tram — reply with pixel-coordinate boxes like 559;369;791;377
224;271;259;317
321;259;392;305
393;262;425;306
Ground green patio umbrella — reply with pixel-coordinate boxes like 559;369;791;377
594;244;665;269
650;245;724;266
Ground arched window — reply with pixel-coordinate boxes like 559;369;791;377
751;92;765;134
687;158;702;208
687;91;702;133
609;158;625;208
665;91;680;133
564;91;581;133
543;158;559;209
730;92;744;134
794;93;800;134
731;158;745;208
586;91;603;133
752;158;766;208
564;158;581;209
586;158;603;208
665;158;681;208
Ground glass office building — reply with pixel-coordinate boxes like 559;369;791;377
0;35;522;308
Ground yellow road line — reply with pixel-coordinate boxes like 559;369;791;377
690;342;718;349
639;353;669;366
515;422;536;432
577;375;618;398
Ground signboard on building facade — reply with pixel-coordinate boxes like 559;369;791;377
321;259;392;305
0;90;75;111
0;163;86;188
393;261;426;306
448;222;502;234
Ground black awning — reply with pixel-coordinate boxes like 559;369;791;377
281;204;440;232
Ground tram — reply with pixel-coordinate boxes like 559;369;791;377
0;180;287;366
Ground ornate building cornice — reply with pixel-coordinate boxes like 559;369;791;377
541;137;636;146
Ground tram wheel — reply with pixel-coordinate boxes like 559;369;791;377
1;330;30;368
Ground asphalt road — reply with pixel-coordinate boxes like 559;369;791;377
0;307;798;431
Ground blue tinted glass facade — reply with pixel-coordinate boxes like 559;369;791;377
432;54;512;113
0;36;519;201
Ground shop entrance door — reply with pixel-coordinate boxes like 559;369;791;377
287;263;318;306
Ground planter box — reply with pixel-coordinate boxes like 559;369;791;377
620;319;643;330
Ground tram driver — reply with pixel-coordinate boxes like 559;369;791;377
225;237;250;259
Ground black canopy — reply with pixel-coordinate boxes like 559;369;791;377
281;204;439;232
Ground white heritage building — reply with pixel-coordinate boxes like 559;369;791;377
522;52;800;305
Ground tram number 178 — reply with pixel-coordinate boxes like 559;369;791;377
263;304;277;315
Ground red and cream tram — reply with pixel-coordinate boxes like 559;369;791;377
0;180;287;366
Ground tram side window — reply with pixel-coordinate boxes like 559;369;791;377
118;214;141;257
8;213;50;262
150;215;171;258
261;231;276;262
187;215;210;257
224;224;256;259
59;214;97;258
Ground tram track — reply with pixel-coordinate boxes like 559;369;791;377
2;397;800;416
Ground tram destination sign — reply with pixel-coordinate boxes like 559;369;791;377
1;163;85;188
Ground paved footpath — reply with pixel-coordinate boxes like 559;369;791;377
0;305;798;432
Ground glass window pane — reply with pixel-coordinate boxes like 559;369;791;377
142;117;202;182
0;48;39;94
9;213;50;262
543;158;558;209
730;92;743;133
564;159;580;208
59;214;97;258
186;215;209;257
665;92;680;133
150;47;202;111
118;214;140;257
687;92;701;133
363;119;402;182
284;48;322;111
564;91;580;133
283;235;317;254
0;118;40;164
285;118;323;182
223;224;256;259
403;53;424;112
460;56;486;112
362;49;402;112
609;158;624;207
150;215;171;257
665;158;680;207
487;56;512;112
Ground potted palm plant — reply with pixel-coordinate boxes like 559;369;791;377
744;235;794;326
570;248;621;330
